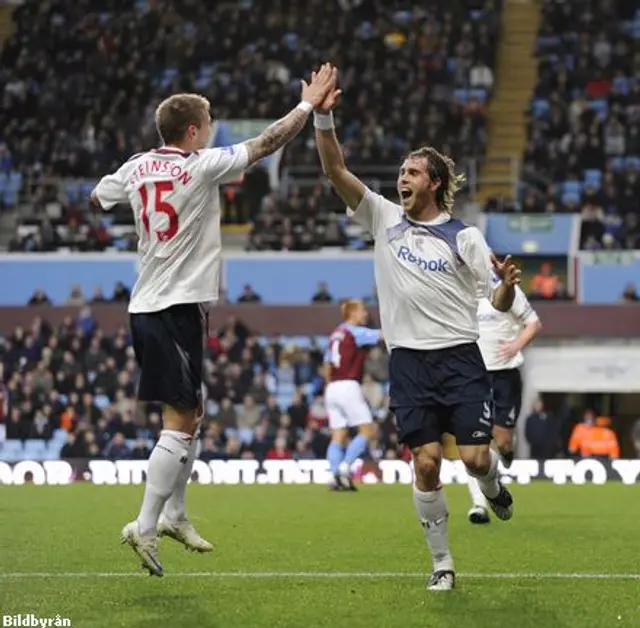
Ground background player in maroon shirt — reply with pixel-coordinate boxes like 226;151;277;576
324;300;383;490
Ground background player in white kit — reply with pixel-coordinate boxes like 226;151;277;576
314;69;521;591
90;65;335;577
467;285;542;524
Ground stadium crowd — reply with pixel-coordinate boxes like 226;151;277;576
0;308;627;464
1;0;502;251
511;0;640;251
0;310;410;464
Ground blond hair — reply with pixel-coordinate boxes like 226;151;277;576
405;146;466;213
155;93;210;144
340;299;364;321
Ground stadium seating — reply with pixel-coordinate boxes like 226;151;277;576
520;0;640;250
0;314;392;463
2;0;503;251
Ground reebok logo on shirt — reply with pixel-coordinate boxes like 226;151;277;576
397;246;451;273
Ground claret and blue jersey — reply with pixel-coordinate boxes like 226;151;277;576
324;323;383;383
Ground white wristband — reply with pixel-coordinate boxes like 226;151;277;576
313;111;335;130
296;101;313;114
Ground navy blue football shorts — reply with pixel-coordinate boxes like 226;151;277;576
488;368;522;429
389;343;493;449
130;303;207;411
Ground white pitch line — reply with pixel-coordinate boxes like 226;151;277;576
0;572;638;580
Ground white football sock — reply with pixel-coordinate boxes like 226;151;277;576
413;485;454;573
467;474;489;509
162;436;199;522
137;430;192;536
466;449;500;499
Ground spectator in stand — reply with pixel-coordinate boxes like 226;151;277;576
65;285;85;307
2;0;501;252
509;0;640;252
236;395;261;445
267;434;292;460
311;282;333;303
104;433;132;460
237;285;262;304
0;311;418;464
28;289;51;306
620;283;639;302
91;287;107;303
529;263;559;300
524;399;554;459
112;282;130;303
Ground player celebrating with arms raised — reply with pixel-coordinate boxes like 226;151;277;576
466;285;542;524
314;70;520;591
90;64;335;577
324;299;383;491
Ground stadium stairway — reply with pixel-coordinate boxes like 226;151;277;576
0;208;18;249
0;3;14;47
479;0;541;204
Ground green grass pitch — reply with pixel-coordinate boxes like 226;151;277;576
1;483;639;628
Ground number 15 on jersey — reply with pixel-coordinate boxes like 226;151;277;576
138;181;179;243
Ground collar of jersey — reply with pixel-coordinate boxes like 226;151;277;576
403;212;451;227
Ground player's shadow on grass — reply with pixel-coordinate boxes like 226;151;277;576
130;593;217;628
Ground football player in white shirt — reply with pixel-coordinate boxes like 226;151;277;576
90;65;335;577
467;286;542;524
314;70;521;591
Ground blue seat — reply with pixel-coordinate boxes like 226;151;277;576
47;440;64;459
561;181;582;197
94;394;111;410
589;99;608;120
8;171;22;190
561;192;580;206
531;99;550;119
277;381;296;395
52;428;68;442
277;393;294;409
612;76;630;95
453;89;469;104
23;439;47;461
314;336;330;350
610;157;625;172
0;440;24;462
3;189;18;207
194;76;211;89
625;157;640;171
469;88;488;103
285;335;312;349
583;169;602;191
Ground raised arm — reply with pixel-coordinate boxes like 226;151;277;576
314;88;366;210
243;63;334;166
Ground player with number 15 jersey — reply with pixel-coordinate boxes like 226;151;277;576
90;65;336;578
95;143;244;313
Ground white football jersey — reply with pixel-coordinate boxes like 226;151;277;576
476;286;539;371
94;145;249;313
348;188;499;351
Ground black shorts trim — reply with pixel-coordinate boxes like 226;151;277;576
130;303;207;411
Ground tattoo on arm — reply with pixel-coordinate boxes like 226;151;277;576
244;108;309;165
